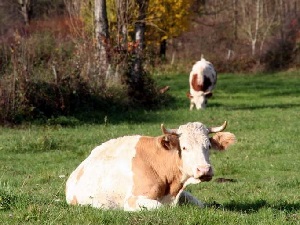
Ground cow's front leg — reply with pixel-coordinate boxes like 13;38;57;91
178;191;205;208
190;102;195;110
124;195;162;211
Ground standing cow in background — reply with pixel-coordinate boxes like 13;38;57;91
187;56;217;110
66;121;236;211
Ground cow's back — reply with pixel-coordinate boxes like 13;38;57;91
189;58;217;92
66;135;141;209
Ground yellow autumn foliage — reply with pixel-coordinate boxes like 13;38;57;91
147;0;192;40
80;0;193;46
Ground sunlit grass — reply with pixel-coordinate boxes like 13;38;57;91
0;71;300;224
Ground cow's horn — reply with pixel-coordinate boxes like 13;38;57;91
208;121;227;133
161;124;178;135
161;124;171;134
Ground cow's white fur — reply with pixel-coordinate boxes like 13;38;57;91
177;122;212;179
66;122;235;211
66;136;140;209
124;195;163;211
189;57;217;110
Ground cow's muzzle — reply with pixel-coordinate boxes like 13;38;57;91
196;165;213;182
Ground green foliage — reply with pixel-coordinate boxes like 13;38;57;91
0;71;300;224
46;116;81;127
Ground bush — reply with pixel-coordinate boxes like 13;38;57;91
261;17;300;71
212;57;258;73
124;57;172;110
46;116;81;126
262;40;295;71
0;29;105;124
0;34;171;124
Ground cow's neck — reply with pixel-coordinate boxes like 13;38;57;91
132;136;184;199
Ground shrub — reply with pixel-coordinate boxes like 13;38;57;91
262;40;295;71
124;56;172;110
0;29;104;123
261;17;300;71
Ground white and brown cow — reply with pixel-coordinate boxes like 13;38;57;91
66;121;236;211
187;57;217;110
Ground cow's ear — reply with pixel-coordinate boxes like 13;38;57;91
161;135;179;150
204;92;213;98
161;135;170;150
186;92;193;99
209;132;236;151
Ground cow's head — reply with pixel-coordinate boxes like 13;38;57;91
187;91;213;109
162;121;236;183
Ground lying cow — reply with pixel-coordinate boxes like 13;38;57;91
66;121;236;211
187;57;217;110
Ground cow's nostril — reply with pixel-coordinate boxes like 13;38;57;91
197;165;211;175
196;165;213;182
196;165;214;181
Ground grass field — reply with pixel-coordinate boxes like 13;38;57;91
1;71;300;224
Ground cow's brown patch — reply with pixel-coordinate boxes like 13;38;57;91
76;166;85;182
191;74;202;91
131;135;183;200
191;74;213;92
70;195;78;205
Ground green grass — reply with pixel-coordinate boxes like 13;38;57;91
1;71;300;224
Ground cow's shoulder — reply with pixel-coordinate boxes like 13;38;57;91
90;135;142;160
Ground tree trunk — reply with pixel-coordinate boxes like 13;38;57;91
159;38;167;61
18;0;31;25
94;0;110;74
252;0;260;56
131;0;148;82
233;0;238;40
116;0;128;51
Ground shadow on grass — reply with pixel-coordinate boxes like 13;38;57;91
41;100;300;127
225;103;300;111
72;98;178;125
209;102;300;111
17;94;179;126
221;199;300;213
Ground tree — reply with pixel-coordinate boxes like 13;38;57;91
130;0;148;82
94;0;110;74
18;0;31;25
239;0;278;56
116;0;129;50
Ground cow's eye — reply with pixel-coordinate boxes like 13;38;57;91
182;147;187;150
